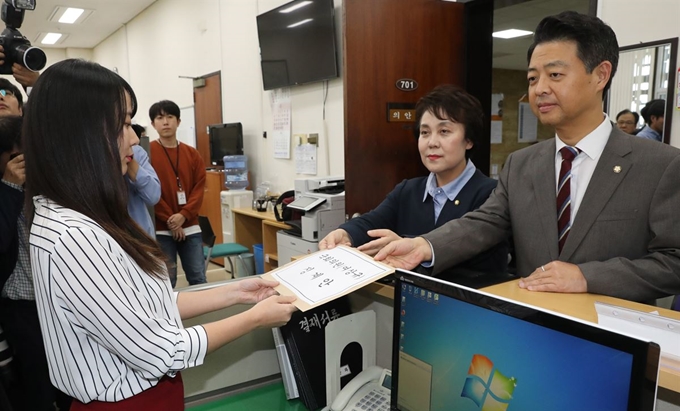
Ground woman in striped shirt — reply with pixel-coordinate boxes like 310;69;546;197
22;59;297;410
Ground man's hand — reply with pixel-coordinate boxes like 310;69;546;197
167;213;186;230
3;153;25;186
319;229;352;250
12;63;39;88
171;226;186;241
518;261;588;293
373;237;432;270
357;229;402;256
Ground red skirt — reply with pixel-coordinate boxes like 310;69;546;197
69;373;184;411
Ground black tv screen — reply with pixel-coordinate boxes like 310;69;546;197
209;123;244;166
256;0;339;90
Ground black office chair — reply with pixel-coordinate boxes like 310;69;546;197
198;216;249;276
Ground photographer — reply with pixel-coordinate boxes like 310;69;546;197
0;84;70;411
0;48;39;88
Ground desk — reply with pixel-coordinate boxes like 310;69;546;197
232;208;290;271
481;279;680;393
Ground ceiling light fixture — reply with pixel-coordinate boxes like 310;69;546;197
58;8;84;24
280;1;312;13
48;6;93;24
41;32;63;45
492;29;533;39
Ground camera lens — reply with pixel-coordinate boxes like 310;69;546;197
15;44;46;72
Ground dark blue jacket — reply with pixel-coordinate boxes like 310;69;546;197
341;170;508;278
0;182;23;291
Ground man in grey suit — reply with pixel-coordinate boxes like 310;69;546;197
375;11;680;303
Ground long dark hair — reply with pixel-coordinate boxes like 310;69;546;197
23;59;166;277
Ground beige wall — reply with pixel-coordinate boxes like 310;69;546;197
89;0;345;195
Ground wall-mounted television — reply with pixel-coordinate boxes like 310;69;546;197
209;123;244;166
256;0;339;91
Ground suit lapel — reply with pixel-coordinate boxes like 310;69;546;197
531;139;560;260
560;129;632;259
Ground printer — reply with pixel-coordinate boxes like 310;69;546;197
286;176;346;243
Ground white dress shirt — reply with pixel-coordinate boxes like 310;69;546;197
554;115;612;223
30;196;208;403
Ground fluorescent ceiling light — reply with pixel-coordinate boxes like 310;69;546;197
280;1;312;13
49;6;93;24
492;29;533;39
41;32;62;45
58;7;84;24
287;18;313;28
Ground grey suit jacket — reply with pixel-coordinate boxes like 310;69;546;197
424;127;680;302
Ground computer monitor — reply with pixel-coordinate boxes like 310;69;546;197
391;270;660;411
209;122;244;166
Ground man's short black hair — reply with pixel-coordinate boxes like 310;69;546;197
131;124;146;138
0;115;22;154
527;11;619;96
640;99;665;124
616;109;639;125
0;78;23;108
148;100;181;122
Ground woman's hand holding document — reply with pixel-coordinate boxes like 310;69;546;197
262;246;395;311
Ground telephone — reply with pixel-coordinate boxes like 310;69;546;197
323;366;391;411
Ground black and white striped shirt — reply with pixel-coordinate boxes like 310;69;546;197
29;196;208;403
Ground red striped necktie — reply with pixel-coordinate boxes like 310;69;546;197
557;146;581;253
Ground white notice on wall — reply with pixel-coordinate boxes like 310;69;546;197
271;88;291;159
518;102;538;143
295;143;317;175
490;93;503;144
263;246;394;312
490;120;502;144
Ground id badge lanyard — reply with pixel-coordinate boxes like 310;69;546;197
159;141;187;205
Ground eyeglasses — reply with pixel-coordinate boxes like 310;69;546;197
0;89;15;98
617;120;636;126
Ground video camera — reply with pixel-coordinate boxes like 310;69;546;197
0;0;46;75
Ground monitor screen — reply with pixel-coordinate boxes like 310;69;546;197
256;0;339;90
392;270;660;411
209;123;243;166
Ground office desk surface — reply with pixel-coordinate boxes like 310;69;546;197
232;207;280;222
482;279;680;393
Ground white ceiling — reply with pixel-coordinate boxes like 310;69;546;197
14;0;157;49
14;0;586;69
493;0;590;70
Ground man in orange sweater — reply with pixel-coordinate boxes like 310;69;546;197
150;100;206;287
